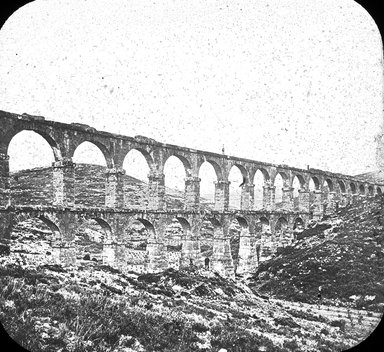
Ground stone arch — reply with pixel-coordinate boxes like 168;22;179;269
293;217;304;230
338;180;346;193
163;153;192;177
175;216;192;232
275;217;288;230
162;154;191;198
322;178;334;209
349;182;357;194
135;218;156;239
198;160;224;208
368;185;374;196
272;170;288;184
259;216;270;233
291;174;305;210
229;163;249;180
323;178;334;192
309;176;320;190
359;184;365;195
291;173;306;188
11;213;61;240
90;217;113;240
122;147;154;173
273;172;287;207
235;216;248;229
228;164;247;210
377;187;382;195
251;167;270;183
71;139;113;168
229;216;249;273
252;168;270;210
3;127;62;161
203;217;223;239
198;159;223;181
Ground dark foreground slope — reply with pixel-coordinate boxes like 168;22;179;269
250;195;384;312
0;222;372;352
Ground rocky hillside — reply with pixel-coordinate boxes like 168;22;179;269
9;164;200;209
250;195;384;312
0;222;376;352
354;170;384;184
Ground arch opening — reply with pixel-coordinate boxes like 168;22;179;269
10;216;60;264
259;216;271;234
228;165;244;210
275;217;288;234
293;217;304;230
124;218;156;273
72;141;110;167
377;187;382;195
292;175;303;210
8;131;56;206
350;183;357;194
73;141;108;207
199;162;218;208
253;169;265;210
359;184;365;195
76;218;111;262
368;185;374;196
164;218;186;269
274;173;285;209
163;155;187;210
123;149;151;209
338;180;346;193
229;216;249;272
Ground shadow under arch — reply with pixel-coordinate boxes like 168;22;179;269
323;178;334;192
338;180;346;193
11;213;61;239
293;216;304;230
90;217;112;239
134;217;156;239
309;176;320;190
275;216;288;233
259;216;270;233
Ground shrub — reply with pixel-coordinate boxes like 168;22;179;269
330;319;346;332
283;338;300;351
83;254;91;260
274;316;300;329
192;322;209;333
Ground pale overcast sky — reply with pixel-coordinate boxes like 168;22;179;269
0;0;383;177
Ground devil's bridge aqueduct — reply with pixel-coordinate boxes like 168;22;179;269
0;110;383;277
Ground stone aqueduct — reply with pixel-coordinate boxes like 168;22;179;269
0;110;383;277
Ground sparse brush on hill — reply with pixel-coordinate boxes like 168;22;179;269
0;228;365;352
250;195;384;312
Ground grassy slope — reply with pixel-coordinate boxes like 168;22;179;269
0;255;361;352
1;219;372;352
250;195;384;311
